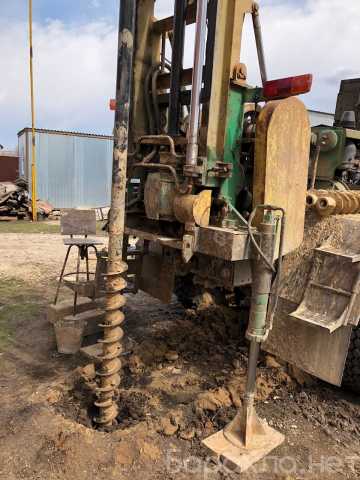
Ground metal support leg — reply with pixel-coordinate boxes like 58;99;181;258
85;246;90;282
203;209;284;471
73;247;81;316
168;0;186;135
54;245;73;305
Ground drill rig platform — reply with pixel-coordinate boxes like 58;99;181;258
100;0;360;472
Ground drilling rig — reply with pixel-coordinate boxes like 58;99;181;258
99;0;360;472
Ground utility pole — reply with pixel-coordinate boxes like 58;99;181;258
29;0;37;221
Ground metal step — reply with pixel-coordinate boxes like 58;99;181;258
289;249;360;332
315;246;360;263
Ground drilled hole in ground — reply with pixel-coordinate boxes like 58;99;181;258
54;303;265;440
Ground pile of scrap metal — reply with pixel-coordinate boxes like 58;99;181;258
0;177;52;220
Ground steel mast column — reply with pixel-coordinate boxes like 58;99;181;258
168;0;187;136
95;0;136;428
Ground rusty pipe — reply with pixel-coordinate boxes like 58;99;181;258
132;162;191;194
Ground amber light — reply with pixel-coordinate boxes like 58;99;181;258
109;98;116;111
263;74;313;100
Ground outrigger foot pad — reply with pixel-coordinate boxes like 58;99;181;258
202;413;284;473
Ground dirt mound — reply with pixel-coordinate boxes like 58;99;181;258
55;305;285;449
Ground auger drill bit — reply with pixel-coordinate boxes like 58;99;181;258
95;260;127;426
94;0;136;428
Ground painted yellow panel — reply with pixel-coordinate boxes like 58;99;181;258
254;97;311;254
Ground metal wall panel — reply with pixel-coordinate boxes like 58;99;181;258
308;110;334;127
18;129;113;208
0;154;19;182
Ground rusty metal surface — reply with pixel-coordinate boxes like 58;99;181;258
173;190;212;226
125;223;251;262
125;226;183;250
144;172;176;221
253;97;310;254
196;226;251;261
191;256;251;290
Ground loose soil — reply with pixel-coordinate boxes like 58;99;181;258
0;230;360;480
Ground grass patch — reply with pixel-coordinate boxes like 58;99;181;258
0;277;43;305
0;277;43;350
0;221;60;234
0;220;107;235
0;303;40;350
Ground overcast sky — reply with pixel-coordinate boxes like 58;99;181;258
1;0;359;149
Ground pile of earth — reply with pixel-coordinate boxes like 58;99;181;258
55;303;304;443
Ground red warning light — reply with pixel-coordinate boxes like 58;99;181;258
263;74;313;100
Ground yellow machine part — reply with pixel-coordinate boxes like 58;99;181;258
253;97;311;255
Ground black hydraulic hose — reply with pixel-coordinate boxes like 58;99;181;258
151;63;171;134
145;62;171;135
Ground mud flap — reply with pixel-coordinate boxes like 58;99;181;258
264;214;360;386
263;298;353;386
137;253;175;303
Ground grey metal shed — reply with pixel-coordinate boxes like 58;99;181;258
18;128;113;208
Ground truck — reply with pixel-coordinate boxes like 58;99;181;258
96;0;360;471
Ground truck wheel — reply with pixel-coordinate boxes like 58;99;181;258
174;275;201;309
343;325;360;393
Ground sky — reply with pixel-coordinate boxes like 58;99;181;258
0;0;359;149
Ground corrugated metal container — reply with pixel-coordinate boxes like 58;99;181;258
18;128;113;208
0;151;19;182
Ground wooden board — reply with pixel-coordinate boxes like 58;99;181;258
60;209;96;236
